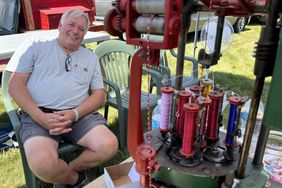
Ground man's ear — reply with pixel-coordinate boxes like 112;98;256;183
58;22;62;31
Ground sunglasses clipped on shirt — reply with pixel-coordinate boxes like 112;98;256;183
65;55;72;72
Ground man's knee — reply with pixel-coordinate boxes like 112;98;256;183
81;126;119;158
97;134;119;159
28;154;57;178
25;142;59;177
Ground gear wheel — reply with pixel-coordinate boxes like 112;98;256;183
104;8;123;37
115;0;126;12
114;0;121;8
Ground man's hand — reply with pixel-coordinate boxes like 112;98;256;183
46;110;75;135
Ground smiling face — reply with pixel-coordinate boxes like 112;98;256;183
57;12;88;53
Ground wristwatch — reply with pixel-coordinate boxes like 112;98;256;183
72;108;80;122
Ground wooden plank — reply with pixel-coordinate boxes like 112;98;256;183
21;0;35;30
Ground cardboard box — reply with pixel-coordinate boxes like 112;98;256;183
104;161;140;188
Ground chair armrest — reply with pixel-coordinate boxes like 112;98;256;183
185;57;198;78
159;64;171;79
142;66;163;96
2;93;21;139
103;78;123;107
1;70;22;137
169;49;198;78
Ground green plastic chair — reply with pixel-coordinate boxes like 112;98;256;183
1;70;82;188
148;50;199;93
143;50;171;95
140;34;199;93
94;40;160;148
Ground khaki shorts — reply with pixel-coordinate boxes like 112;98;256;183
19;110;107;144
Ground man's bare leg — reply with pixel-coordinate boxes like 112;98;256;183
69;125;118;171
24;137;79;185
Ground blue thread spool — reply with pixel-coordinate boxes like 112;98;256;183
225;96;245;146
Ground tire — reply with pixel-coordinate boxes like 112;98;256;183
233;17;248;33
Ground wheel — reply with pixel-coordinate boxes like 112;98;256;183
233;17;248;33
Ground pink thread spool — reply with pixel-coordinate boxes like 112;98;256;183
175;91;191;138
196;97;212;148
205;91;223;141
180;103;199;158
159;86;174;133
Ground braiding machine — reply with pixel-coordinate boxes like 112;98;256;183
104;0;282;187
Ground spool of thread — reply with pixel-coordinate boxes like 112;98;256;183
206;91;223;141
201;78;213;97
159;86;173;132
180;103;199;158
189;85;202;102
225;96;246;146
175;91;191;137
196;97;212;148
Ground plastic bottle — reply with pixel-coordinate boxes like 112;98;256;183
240;99;264;133
152;99;162;130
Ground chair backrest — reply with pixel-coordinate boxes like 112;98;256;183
0;0;20;35
94;40;136;96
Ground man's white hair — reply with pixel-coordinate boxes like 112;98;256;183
60;9;90;33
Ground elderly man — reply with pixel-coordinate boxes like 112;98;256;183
6;9;118;188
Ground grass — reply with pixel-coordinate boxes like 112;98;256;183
0;23;269;187
0;149;25;188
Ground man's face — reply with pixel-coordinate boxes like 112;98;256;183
58;14;87;51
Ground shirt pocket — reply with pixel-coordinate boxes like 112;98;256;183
73;64;91;84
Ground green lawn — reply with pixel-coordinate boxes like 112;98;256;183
0;23;268;188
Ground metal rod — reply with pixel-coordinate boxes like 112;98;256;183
135;16;164;34
253;124;270;167
214;16;225;52
210;16;225;66
236;77;265;178
234;105;242;142
175;13;191;91
135;0;165;14
193;12;200;58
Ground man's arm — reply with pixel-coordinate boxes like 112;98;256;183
8;72;72;133
49;89;105;135
50;88;105;135
75;88;105;118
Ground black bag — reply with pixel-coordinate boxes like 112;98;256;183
0;122;18;151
